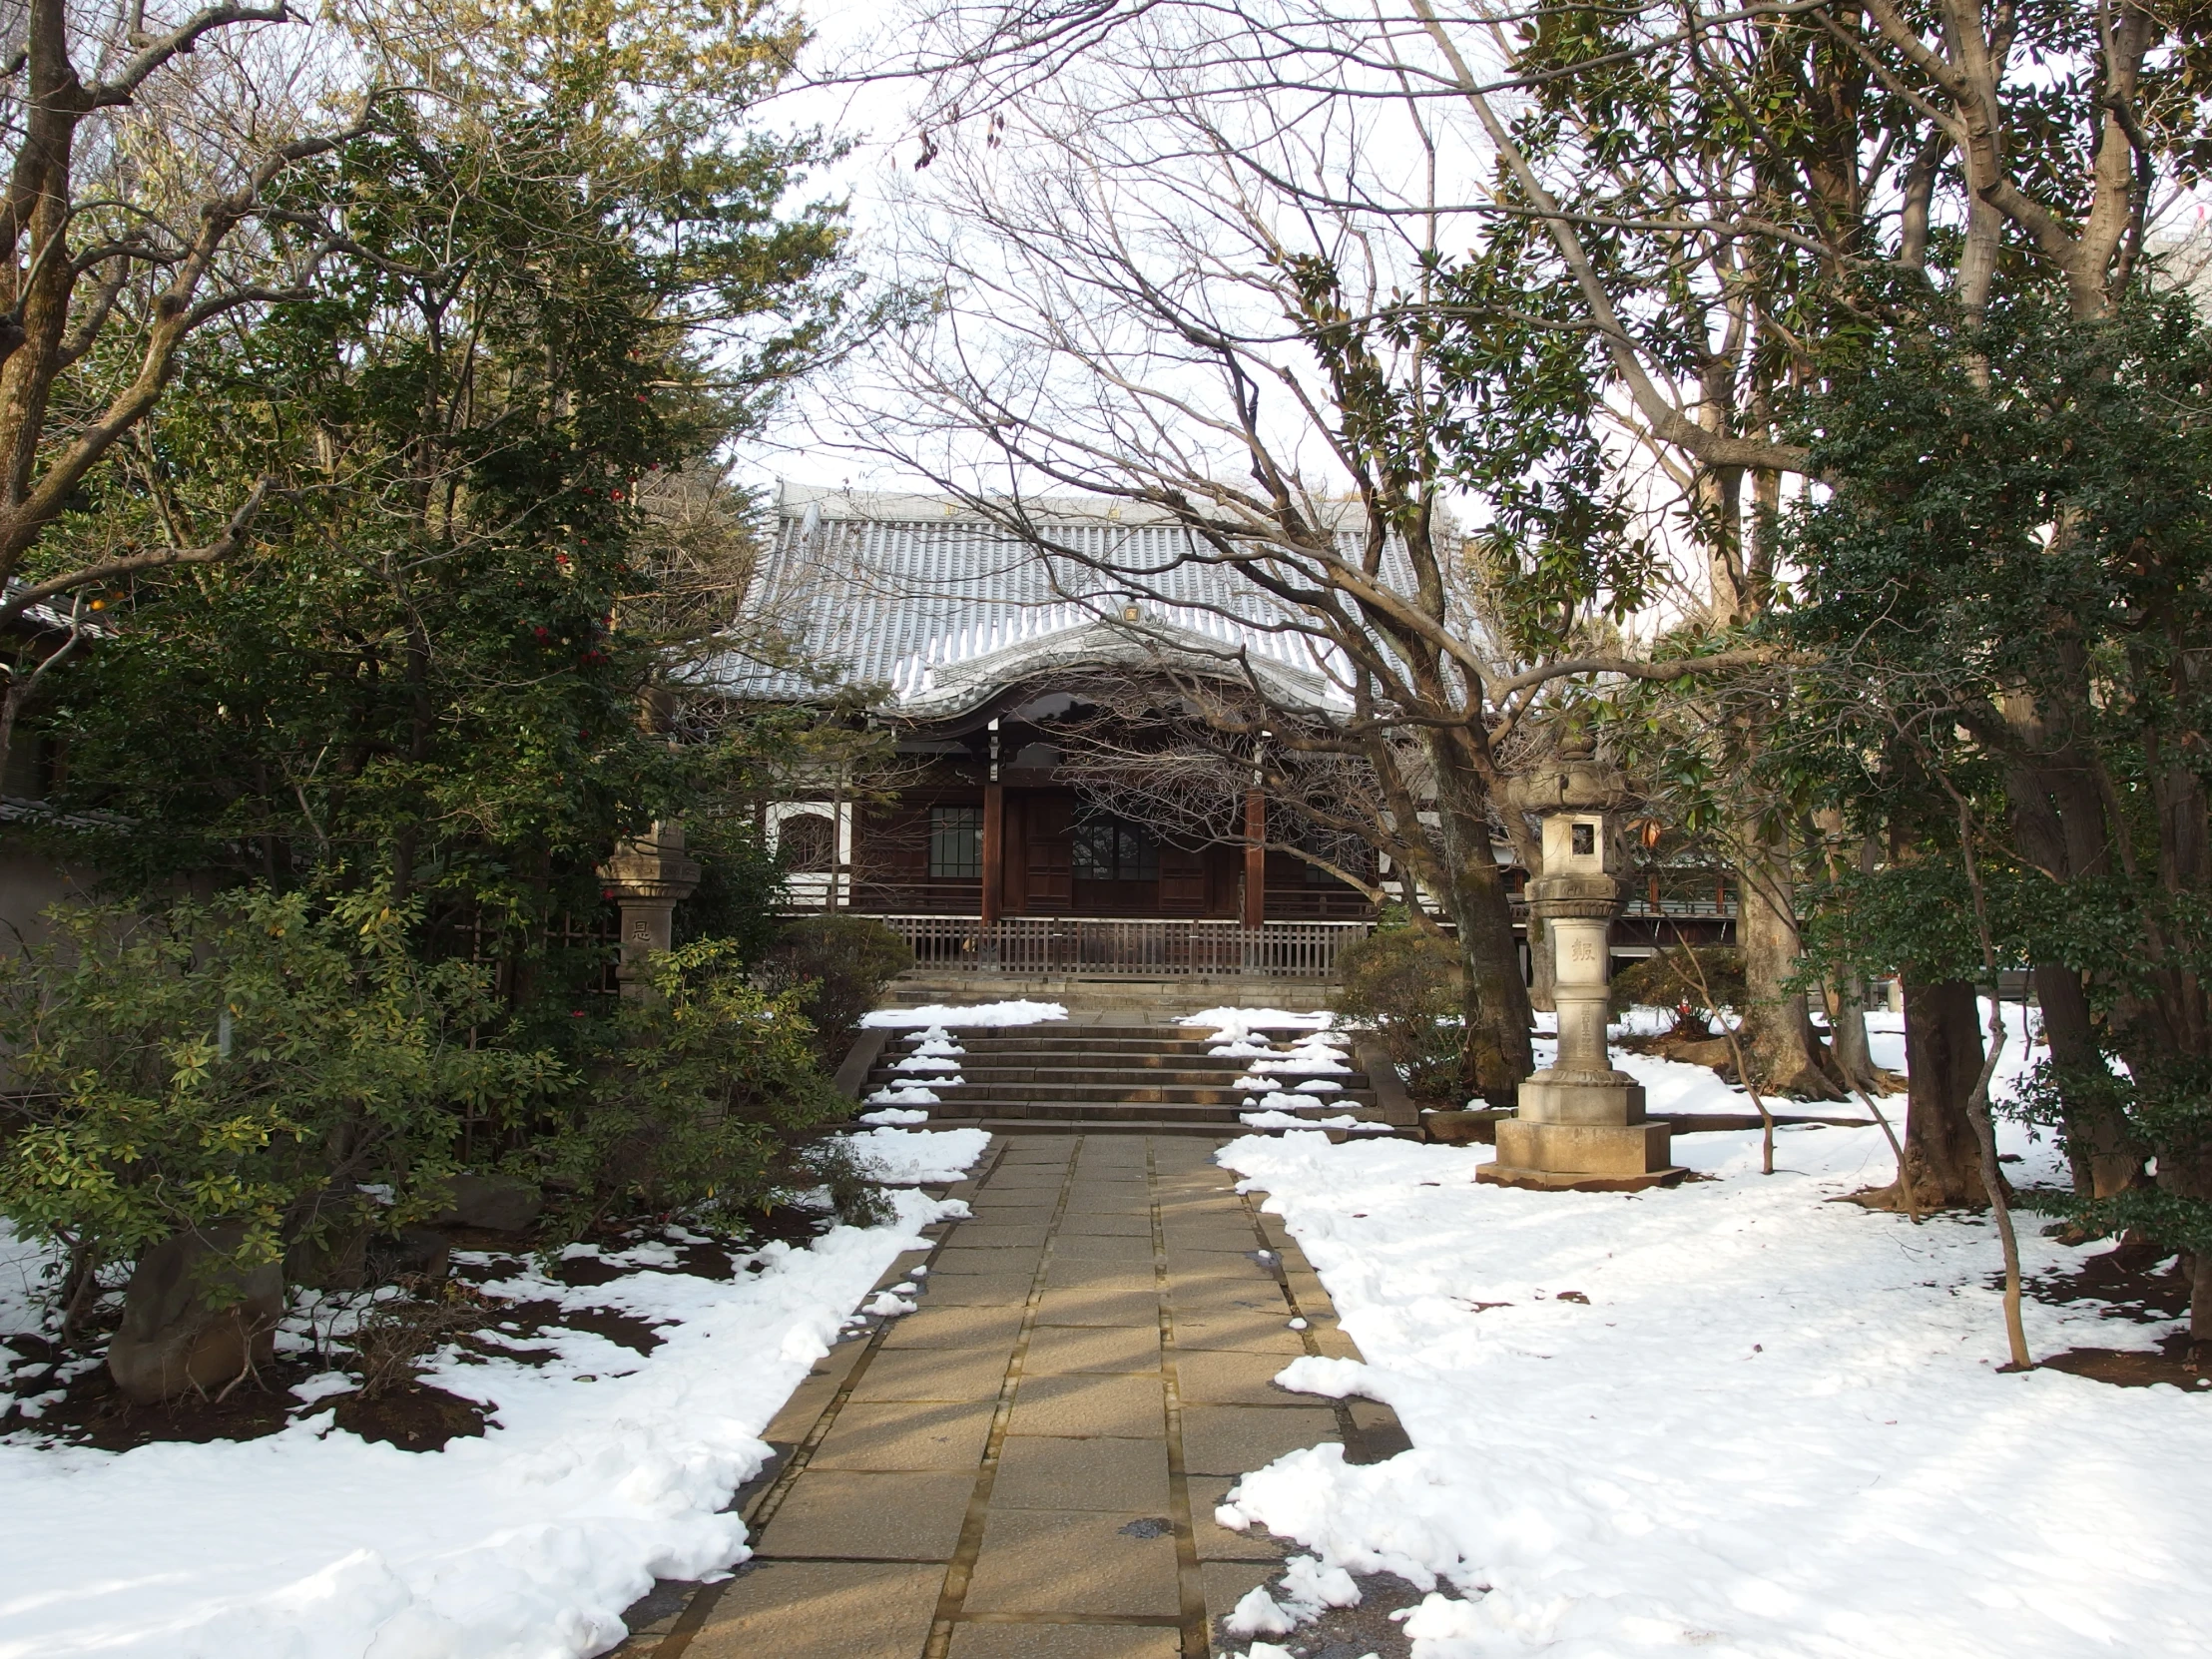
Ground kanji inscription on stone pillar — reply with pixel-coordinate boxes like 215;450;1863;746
599;822;703;1001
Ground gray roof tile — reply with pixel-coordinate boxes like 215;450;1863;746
703;487;1371;711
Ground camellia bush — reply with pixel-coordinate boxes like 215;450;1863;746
1331;918;1466;1102
755;915;914;1065
542;940;878;1232
0;888;566;1338
0;890;894;1345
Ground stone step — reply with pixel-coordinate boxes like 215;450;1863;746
871;1081;1379;1108
867;1064;1355;1090
874;1057;1258;1077
918;1114;1410;1139
901;1098;1390;1127
897;1035;1237;1056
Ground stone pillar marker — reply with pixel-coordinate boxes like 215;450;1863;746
600;820;702;1001
1481;736;1687;1192
981;718;1004;927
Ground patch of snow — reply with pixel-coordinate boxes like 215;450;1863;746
1181;1007;1336;1039
861;1000;1067;1028
857;1107;931;1126
0;1179;980;1659
286;1373;356;1406
891;1053;962;1072
1209;1104;2210;1658
1209;1038;1284;1058
864;1082;941;1106
1226;1585;1298;1637
1243;1091;1329;1114
840;1127;993;1185
1293;1079;1344;1094
1239;1112;1389;1134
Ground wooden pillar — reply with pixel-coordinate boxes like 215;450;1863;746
1243;789;1266;928
981;782;1004;925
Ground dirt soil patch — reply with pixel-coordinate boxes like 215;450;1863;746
13;1351;324;1450
1213;1570;1462;1659
2040;1334;2212;1392
2017;1241;2212;1392
329;1382;491;1450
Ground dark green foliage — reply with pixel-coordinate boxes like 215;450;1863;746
673;815;791;962
542;942;874;1232
0;888;566;1331
1331;922;1465;1101
757;915;914;1064
1770;286;2212;1240
1608;946;1746;1034
0;61;892;1319
40;109;777;943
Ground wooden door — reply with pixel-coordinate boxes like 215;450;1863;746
1159;841;1208;914
1024;793;1073;911
1001;795;1029;912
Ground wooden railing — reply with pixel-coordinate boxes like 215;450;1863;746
871;915;1371;978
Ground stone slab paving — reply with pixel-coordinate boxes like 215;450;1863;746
614;1134;1409;1659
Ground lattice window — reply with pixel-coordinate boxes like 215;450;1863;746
778;812;836;871
1071;811;1159;880
928;805;983;877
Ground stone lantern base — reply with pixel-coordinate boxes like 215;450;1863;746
1477;1071;1688;1194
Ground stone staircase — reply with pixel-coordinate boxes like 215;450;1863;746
858;1024;1409;1137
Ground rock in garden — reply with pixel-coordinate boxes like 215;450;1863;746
283;1228;368;1291
107;1224;283;1405
365;1227;451;1284
430;1174;544;1233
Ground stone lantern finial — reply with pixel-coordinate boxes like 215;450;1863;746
1481;737;1685;1192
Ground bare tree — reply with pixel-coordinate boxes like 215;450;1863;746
0;0;384;777
857;0;2195;1124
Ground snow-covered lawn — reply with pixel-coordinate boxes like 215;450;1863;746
0;1129;988;1659
1217;1112;2212;1658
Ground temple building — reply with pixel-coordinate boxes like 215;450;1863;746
705;485;1731;980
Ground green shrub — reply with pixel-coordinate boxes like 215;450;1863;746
757;914;912;1063
546;941;877;1232
0;887;565;1335
1332;923;1465;1101
1607;945;1746;1032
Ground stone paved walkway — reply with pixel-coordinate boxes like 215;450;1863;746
615;1133;1405;1659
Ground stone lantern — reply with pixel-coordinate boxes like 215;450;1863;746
1481;735;1685;1192
600;821;702;1002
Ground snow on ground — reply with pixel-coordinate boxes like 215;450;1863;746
859;1000;1067;1027
1239;1109;1391;1134
0;1132;990;1659
841;1125;992;1184
1216;1105;2212;1659
1180;1006;1336;1042
1551;998;2043;1120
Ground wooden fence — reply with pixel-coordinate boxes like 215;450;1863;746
871;915;1371;979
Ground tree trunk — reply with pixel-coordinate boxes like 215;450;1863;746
1425;735;1533;1107
1895;974;1990;1208
2192;1252;2212;1365
2033;961;2142;1198
1827;971;1880;1092
1735;826;1845;1099
1526;914;1555;1014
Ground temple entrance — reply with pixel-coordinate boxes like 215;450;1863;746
855;789;1245;918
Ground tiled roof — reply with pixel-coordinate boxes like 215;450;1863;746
701;485;1375;715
